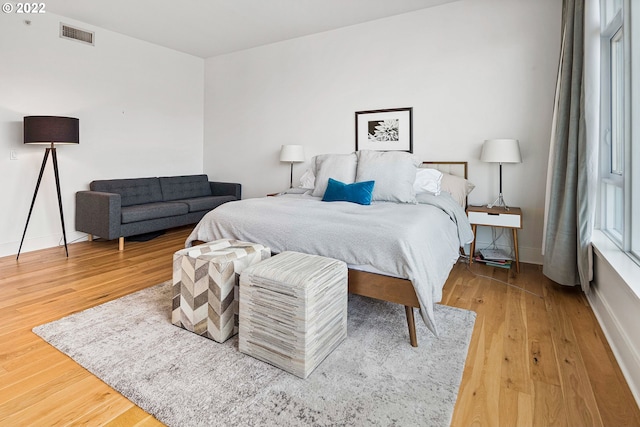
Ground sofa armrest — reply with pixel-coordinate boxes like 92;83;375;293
209;181;241;200
75;191;122;240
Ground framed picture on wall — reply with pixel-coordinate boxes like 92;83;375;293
355;107;413;153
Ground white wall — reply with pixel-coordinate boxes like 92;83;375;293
0;13;204;257
203;0;561;264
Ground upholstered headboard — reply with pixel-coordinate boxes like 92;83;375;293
420;161;468;179
419;161;470;207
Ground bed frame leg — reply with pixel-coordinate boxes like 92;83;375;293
405;306;418;347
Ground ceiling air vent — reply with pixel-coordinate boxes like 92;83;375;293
60;23;94;46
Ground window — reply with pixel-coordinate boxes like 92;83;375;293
599;0;639;260
600;1;624;244
610;27;624;176
631;3;640;259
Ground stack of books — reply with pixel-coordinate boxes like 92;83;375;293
473;248;512;269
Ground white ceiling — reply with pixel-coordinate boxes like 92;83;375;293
46;0;459;58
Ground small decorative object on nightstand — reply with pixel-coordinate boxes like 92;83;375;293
467;205;522;273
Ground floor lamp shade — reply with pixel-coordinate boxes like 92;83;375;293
24;116;79;145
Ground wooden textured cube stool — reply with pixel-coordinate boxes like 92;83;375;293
172;239;270;343
239;251;348;378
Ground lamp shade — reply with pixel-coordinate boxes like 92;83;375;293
280;144;305;162
24;116;79;145
480;139;521;163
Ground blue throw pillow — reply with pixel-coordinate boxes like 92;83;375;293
322;178;375;205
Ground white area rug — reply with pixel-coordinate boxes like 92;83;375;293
33;281;476;427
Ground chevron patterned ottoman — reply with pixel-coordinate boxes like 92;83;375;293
172;239;271;343
239;251;348;378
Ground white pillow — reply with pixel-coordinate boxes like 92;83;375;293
440;172;475;207
311;153;358;197
355;150;420;203
299;168;315;190
414;168;443;196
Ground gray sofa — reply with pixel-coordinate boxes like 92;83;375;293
75;174;240;250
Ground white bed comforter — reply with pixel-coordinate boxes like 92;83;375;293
185;192;474;336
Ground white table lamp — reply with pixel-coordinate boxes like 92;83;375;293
280;145;305;188
480;139;522;210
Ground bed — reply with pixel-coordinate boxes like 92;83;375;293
186;152;474;346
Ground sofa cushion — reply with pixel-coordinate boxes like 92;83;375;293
121;202;189;224
160;175;212;201
90;178;163;207
171;195;237;213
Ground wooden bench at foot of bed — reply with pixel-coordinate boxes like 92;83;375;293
348;269;420;347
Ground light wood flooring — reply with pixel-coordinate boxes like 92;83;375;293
1;226;639;426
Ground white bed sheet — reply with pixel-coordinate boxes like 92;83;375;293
186;192;473;335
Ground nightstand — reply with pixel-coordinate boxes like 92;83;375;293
466;205;522;273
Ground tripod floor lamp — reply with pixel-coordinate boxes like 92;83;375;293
480;138;522;210
17;116;79;260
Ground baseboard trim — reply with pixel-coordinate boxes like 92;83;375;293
0;231;87;258
588;238;640;407
587;287;640;406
